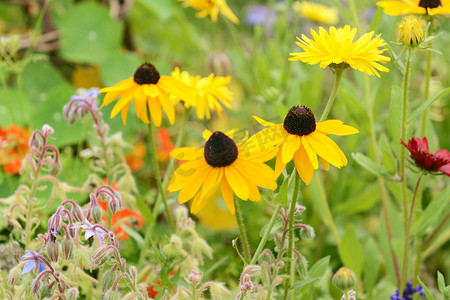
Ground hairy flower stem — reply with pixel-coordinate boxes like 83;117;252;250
152;107;190;219
364;76;401;286
319;68;344;123
400;47;413;290
421;22;433;136
401;173;423;290
147;118;175;233
234;196;251;263
249;203;282;265
345;290;350;300
283;171;300;300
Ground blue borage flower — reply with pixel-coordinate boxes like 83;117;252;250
391;281;425;300
20;251;46;274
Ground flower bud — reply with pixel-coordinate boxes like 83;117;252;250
7;265;22;287
332;267;357;291
210;282;232;299
108;199;120;215
29;134;40;150
49;159;62;176
67;287;79;300
102;269;116;293
61;239;73;260
48;213;62;232
399;17;424;46
92;246;112;266
162;243;180;260
42;124;55;135
71;204;84;223
91;205;103;224
188;270;202;286
104;289;121;300
32;277;40;294
40;284;54;299
129;266;138;285
46;240;60;262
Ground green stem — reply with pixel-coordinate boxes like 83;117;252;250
348;0;361;32
319;68;344;122
422;212;450;248
400;47;413;290
152;108;190;219
412;241;423;286
234;196;251;263
313;175;341;245
364;75;401;287
283;171;301;299
345;290;350;300
401;173;423;289
420;21;433;136
249;203;282;265
147;119;175;233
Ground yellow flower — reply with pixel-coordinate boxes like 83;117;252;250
196;195;237;230
246;106;358;185
292;1;339;25
168;129;278;215
398;16;424;45
289;25;391;77
171;67;233;120
179;0;240;24
377;0;450;16
99;63;188;126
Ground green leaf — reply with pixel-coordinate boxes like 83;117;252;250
352;152;398;181
388;85;402;150
407;87;450;124
136;195;155;225
57;2;122;64
339;224;363;277
363;238;380;295
418;277;436;300
120;226;144;246
412;187;450;235
308;256;330;279
274;172;290;205
379;134;397;175
437;271;445;295
334;184;379;215
291;277;320;292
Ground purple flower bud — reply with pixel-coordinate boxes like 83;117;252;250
188;269;202;286
49;213;62;232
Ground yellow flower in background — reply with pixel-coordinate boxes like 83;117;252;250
179;0;240;24
377;0;450;16
292;1;339;25
100;63;188;126
289;25;391;77
171;67;233;120
247;106;358;185
398;16;424;45
196;195;237;231
169;129;278;215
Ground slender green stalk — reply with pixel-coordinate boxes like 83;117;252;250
399;47;413;290
283;172;301;300
345;290;350;300
249;203;282;265
152;108;190;219
319;68;344;122
422;212;450;248
313;175;341;245
421;21;433;136
234;196;251;263
147;118;175;233
401;173;423;289
348;0;360;32
364;75;401;286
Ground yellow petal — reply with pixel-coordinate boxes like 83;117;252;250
252;115;276;127
225;165;249;200
316;120;359;136
110;87;135;118
170;147;204;160
221;175;235;215
233;159;277;190
168;160;207;191
320;156;330;171
282;134;301;164
178;167;210;203
307;132;343;168
142;84;160;98
121;102;131;126
275;147;286;177
101;90;122;108
148;98;162;127
203;129;213;140
100;77;134;92
301;136;318;169
293;146;314;185
158;88;176;125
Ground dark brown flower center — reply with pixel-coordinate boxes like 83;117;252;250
204;131;238;167
283;106;316;136
418;0;441;8
133;63;160;85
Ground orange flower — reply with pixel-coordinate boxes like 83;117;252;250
156;128;174;162
98;200;145;240
125;143;147;172
0;125;30;174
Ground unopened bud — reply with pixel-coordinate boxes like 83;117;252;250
210;282;231;299
49;213;62;232
42;124;54;135
162;243;180;260
108;199;120;215
92;246;112;265
129;266;138;285
71;204;84;223
29;135;40;150
188;270;202;286
67;287;79;300
91;205;103;224
61;239;73;260
46;240;60;262
332;267;357;291
8;265;22;287
32;278;40;294
40;284;54;299
49;159;62;176
399;17;424;46
102;269;115;293
104;289;121;300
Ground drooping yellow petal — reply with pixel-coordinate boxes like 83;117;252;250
101;90;123;108
316;120;359;136
110;86;136;118
225;165;249;200
293;146;314;185
100;77;135;93
275;147;286;177
301;135;319;169
148;98;162;127
282;134;301;164
178;166;209;203
233;159;277;190
252;116;276;127
376;1;426;15
221;175;235;215
320;156;330;171
158;88;176;125
170;147;204;161
121;102;131;126
169;160;208;191
306;132;343;168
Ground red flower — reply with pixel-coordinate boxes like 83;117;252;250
401;137;450;176
0;125;30;174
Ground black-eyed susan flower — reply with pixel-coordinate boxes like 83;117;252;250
292;1;339;25
171;67;233;120
179;0;240;24
289;25;391;77
168;129;278;215
398;16;424;45
247;106;358;185
377;0;450;16
99;63;188;126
